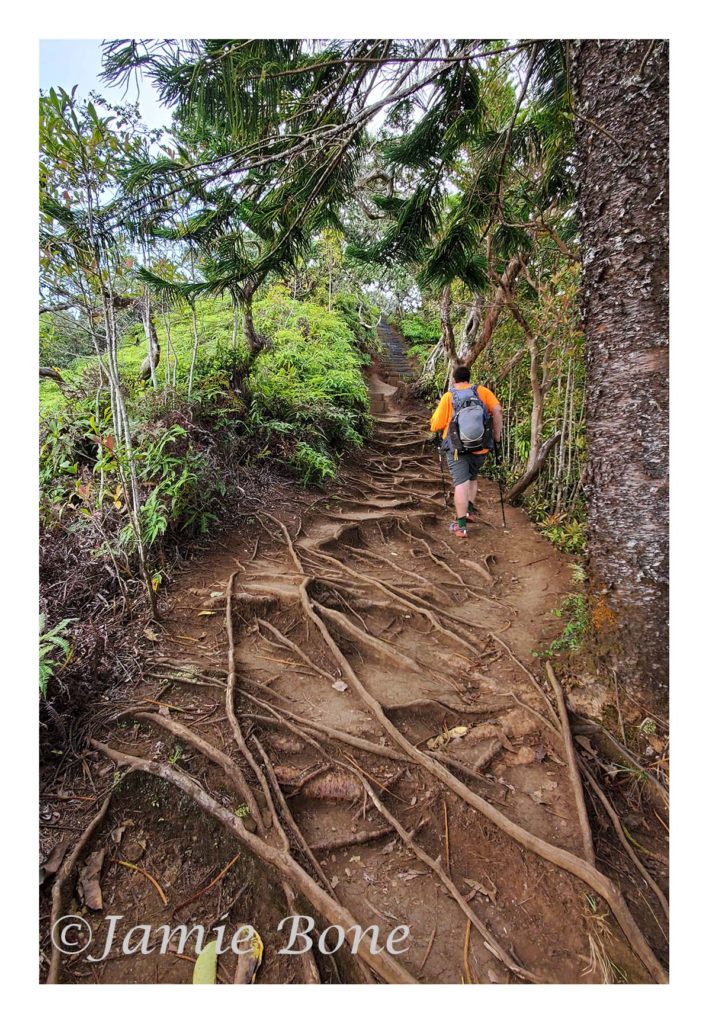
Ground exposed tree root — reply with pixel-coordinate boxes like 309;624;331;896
300;545;487;657
314;601;422;673
47;788;116;984
264;514;667;982
546;662;595;866
309;819;429;854
489;632;561;729
89;740;417;984
579;761;669;920
459;557;495;585
348;767;543;983
340;542;451;603
255;618;338;683
250;735;339;900
129;710;260;830
572;716;669;812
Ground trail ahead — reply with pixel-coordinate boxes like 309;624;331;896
50;345;669;985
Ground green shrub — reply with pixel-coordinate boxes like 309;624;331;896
247;288;370;477
535;511;587;555
291;442;337;486
399;313;440;344
119;424;222;552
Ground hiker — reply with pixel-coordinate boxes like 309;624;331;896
430;366;503;538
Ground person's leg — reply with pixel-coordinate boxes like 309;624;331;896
466;455;487;519
468;478;479;510
454;480;471;520
446;451;470;535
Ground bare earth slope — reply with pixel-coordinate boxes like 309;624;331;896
43;361;667;985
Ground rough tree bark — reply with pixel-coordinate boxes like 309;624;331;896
571;40;669;694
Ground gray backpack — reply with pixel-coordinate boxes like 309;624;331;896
447;385;492;453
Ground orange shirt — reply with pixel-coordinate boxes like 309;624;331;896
430;383;500;454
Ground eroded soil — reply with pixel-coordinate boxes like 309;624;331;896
40;355;669;985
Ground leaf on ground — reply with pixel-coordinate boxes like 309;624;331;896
193;939;219;984
233;927;264;984
40;838;71;885
398;869;428;882
574;735;596;755
143;627;160;642
463;877;497;903
78;848;105;910
332;680;348;692
426;725;468;750
197;610;216;617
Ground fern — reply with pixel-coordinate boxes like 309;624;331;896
39;614;75;697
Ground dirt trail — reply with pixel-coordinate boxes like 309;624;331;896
44;348;668;985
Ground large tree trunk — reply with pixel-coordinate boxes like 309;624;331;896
571;40;669;694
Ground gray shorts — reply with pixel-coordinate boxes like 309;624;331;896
445;449;487;487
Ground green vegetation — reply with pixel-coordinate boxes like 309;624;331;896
39;39;669;719
397;313;440;366
39;614;75;697
537;593;589;658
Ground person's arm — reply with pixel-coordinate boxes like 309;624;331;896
430;393;452;435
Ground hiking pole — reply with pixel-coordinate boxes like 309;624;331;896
494;441;507;528
437;444;450;509
428;433;449;509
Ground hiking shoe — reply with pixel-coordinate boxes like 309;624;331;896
449;522;468;539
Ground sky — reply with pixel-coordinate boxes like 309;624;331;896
39;39;169;130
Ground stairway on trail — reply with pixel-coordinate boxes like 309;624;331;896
377;318;413;380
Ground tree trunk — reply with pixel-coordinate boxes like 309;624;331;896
525;338;546;477
231;293;240;352
140;297;161;385
242;291;259;355
506;432;562;504
439;284;456;362
456;295;483;364
571;40;669;694
187;302;200;401
463;255;522;368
